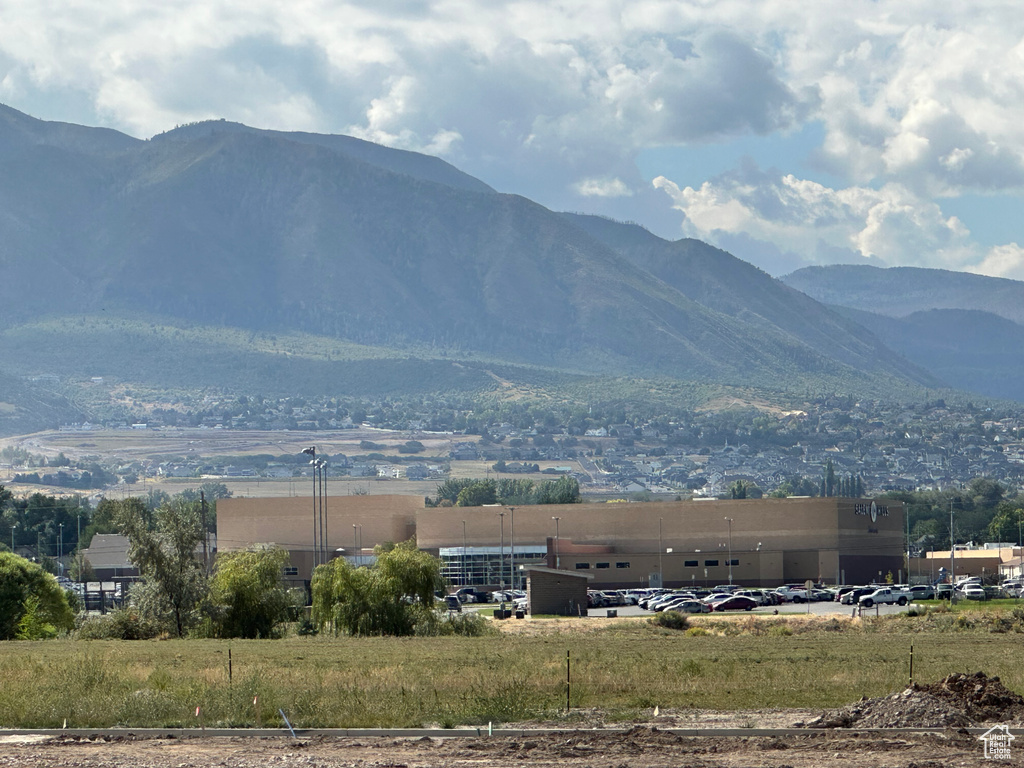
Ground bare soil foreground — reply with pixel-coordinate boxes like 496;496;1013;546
5;673;1022;766
0;728;1008;768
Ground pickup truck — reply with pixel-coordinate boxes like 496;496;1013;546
858;587;910;608
773;585;809;603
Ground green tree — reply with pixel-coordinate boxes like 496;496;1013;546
209;545;292;638
0;551;74;640
987;502;1024;544
535;476;582;504
311;539;444;636
115;497;208;638
455;480;498;507
430;478;478;506
496;478;535;505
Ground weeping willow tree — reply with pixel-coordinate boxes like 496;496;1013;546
311;538;445;636
209;545;293;638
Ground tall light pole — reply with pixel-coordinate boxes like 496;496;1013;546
58;522;64;577
319;459;328;565
301;447;318;570
497;510;506;608
462;520;468;586
950;500;956;605
659;517;664;587
10;522;16;552
725;517;734;586
1018;517;1023;582
509;507;516;592
551;516;560;569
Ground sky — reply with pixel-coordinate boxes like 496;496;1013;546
2;1;1023;278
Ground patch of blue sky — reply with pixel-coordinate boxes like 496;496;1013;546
635;121;844;191
939;194;1024;249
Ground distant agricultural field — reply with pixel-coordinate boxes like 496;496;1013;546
1;610;1023;729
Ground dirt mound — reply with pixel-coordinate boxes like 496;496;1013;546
804;671;1024;729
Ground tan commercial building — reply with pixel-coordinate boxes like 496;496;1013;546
217;495;903;589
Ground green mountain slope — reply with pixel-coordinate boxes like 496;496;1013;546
0;104;944;414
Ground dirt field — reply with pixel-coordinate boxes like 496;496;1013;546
0;728;1007;767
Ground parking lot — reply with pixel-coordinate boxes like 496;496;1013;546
466;599;915;618
595;600;915;618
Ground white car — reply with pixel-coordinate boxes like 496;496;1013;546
960;585;987;601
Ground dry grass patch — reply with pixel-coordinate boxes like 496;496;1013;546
1;615;1023;729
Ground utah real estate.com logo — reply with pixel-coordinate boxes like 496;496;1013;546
979;724;1014;760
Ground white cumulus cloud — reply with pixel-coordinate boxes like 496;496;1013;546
0;1;1023;268
573;177;633;198
653;168;982;272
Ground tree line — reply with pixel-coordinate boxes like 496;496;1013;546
426;476;582;507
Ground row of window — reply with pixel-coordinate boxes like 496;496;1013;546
576;562;631;570
574;559;739;570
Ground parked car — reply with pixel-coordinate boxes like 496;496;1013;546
452;587;478;603
735;589;769;606
670;600;712;614
840;587;874;605
909;585;935;600
935;583;953;599
701;592;735;604
774;586;809;603
648;592;691;611
654;594;697;612
960;585;987;601
443;595;462;612
858;587;910;608
708;595;758;611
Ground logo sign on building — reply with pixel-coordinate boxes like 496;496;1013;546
854;502;889;522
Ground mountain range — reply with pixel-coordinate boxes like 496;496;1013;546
1;102;1022;431
782;265;1024;403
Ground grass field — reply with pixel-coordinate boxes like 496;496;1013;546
2;610;1024;729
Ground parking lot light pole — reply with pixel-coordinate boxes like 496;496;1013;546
319;459;328;565
497;510;506;609
509;507;516;592
659;517;664;587
463;520;468;587
725;517;734;586
301;447;317;569
1018;518;1023;581
552;516;560;569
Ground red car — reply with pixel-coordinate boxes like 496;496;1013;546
708;595;758;612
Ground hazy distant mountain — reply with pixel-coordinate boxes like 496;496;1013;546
831;306;1024;402
782;264;1024;324
0;104;944;416
782;264;1024;401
